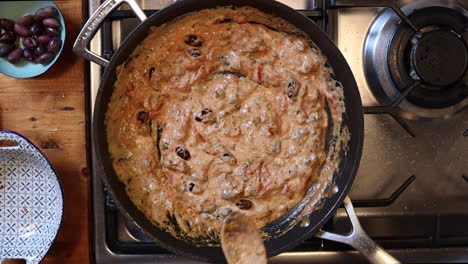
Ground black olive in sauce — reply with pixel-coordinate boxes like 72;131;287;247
236;199;253;210
175;146;191;160
137;111;149;123
219;18;232;23
184;34;203;47
188;48;201;58
194;108;212;123
221;152;237;165
188;182;195;192
271;140;281;154
287;77;298;99
148;67;155;79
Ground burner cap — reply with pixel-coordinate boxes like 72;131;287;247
411;30;467;86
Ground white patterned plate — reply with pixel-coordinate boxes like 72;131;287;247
0;131;63;264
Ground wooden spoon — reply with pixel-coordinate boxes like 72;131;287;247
221;211;267;264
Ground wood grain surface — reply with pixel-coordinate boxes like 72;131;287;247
0;1;89;263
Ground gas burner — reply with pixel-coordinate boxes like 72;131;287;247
364;0;468;118
389;7;467;109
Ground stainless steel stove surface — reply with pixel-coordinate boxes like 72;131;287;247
87;0;468;263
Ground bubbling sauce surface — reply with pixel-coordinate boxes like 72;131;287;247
106;6;346;240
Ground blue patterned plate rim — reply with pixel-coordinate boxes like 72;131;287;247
0;130;64;264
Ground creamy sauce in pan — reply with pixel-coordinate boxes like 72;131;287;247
106;7;347;241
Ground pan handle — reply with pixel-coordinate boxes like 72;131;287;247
73;0;147;67
316;196;400;264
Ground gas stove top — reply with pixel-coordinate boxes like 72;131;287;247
86;0;468;263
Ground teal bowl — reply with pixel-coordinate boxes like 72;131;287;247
0;1;65;78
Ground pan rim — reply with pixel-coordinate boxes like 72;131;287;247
92;0;364;261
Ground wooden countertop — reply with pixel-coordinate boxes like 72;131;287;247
0;1;89;263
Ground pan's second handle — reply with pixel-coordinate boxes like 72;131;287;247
73;0;147;67
316;196;400;264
